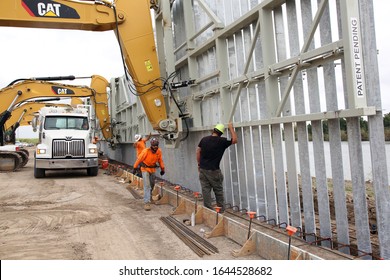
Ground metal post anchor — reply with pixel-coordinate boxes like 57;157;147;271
286;225;297;260
174;185;181;207
194;192;199;214
247;212;256;240
214;206;221;225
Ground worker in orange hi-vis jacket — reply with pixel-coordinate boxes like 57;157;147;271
133;137;165;211
133;133;152;157
133;133;151;177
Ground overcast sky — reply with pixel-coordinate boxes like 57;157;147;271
0;1;388;138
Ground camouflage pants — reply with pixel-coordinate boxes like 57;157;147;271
199;168;225;211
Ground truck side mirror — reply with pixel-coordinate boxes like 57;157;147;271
31;116;38;132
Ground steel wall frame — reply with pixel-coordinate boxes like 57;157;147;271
107;0;389;259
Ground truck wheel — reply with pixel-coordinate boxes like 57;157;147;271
87;166;98;176
34;165;45;178
34;155;45;178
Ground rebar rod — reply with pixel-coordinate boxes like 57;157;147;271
160;216;206;257
166;216;219;253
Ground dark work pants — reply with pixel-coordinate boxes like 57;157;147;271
199;168;225;211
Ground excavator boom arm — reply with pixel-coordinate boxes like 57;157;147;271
0;0;117;31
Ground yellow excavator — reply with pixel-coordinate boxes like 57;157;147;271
4;98;83;141
0;75;112;171
3;100;76;170
1;75;112;142
0;0;180;171
0;0;177;135
5;101;63;132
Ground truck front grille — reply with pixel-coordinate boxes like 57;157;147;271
52;139;85;158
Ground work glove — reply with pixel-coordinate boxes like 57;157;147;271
160;170;165;176
132;168;140;175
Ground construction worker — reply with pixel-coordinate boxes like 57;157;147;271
133;133;151;157
133;133;151;177
133;137;165;211
196;122;237;212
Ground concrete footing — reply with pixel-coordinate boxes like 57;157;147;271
151;182;353;260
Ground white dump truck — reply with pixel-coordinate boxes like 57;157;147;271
33;106;99;178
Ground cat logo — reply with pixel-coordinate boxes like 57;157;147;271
22;0;80;19
52;86;75;95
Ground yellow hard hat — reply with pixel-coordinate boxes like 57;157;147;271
214;123;225;134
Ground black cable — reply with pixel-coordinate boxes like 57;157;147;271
166;81;189;142
7;75;77;87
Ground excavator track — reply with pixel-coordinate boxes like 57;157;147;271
20;148;29;158
0;151;22;172
16;149;29;168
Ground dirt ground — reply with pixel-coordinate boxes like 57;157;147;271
0;148;260;260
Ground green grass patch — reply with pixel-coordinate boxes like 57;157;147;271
17;138;39;145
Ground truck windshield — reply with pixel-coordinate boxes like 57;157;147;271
44;116;89;130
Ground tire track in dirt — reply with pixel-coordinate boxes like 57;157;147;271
0;200;111;259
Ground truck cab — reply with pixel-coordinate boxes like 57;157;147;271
33;106;98;178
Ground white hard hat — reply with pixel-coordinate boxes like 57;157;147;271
134;134;141;142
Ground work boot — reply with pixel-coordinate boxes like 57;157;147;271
144;203;151;211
